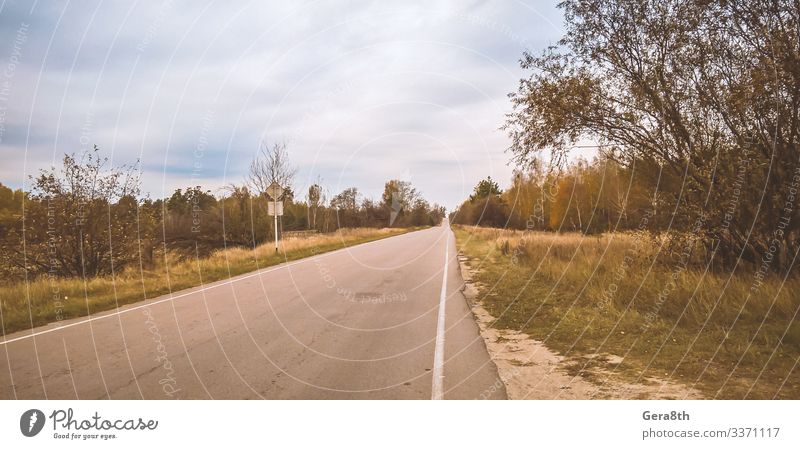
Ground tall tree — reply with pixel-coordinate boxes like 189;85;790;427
247;141;297;195
381;179;418;226
504;0;800;271
307;180;323;230
23;147;143;277
469;176;503;201
247;141;297;240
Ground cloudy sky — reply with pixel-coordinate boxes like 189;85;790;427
0;0;565;209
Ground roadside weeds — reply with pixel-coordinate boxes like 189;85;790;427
457;254;704;399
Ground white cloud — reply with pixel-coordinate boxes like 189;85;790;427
0;0;564;208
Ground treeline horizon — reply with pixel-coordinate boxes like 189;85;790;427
451;156;694;233
0;148;445;283
450;151;793;275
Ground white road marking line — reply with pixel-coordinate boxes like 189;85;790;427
0;229;426;347
431;231;449;400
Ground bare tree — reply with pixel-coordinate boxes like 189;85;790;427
248;141;296;248
247;141;297;195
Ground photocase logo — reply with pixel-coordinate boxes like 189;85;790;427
20;409;45;437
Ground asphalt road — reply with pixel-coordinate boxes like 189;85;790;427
0;223;506;399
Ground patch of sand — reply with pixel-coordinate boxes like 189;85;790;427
458;256;704;400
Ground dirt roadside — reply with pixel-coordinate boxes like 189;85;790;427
458;254;705;400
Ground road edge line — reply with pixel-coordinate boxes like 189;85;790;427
432;229;449;400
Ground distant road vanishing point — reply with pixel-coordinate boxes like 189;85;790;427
1;223;505;399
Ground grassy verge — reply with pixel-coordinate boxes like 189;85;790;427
0;227;420;336
453;225;800;399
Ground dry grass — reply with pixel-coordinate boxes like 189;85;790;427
0;227;415;336
453;225;800;399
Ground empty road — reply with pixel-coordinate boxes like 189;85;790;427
0;223;505;399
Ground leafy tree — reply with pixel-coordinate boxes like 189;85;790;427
469;176;502;201
330;187;359;228
0;183;23;215
307;182;323;229
331;187;359;212
504;0;800;271
452;177;508;228
381;179;419;226
21;147;143;277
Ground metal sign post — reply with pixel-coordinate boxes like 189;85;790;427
266;182;284;252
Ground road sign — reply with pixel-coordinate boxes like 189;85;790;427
268;201;284;216
266;182;284;200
